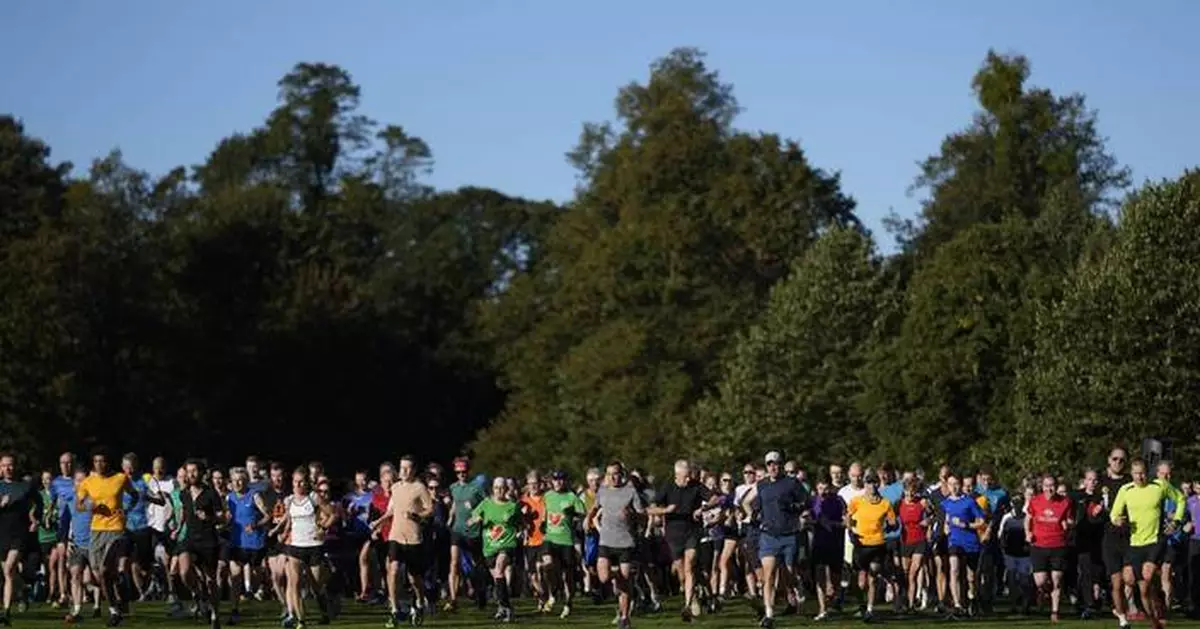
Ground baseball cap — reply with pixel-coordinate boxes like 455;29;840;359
765;451;782;464
452;457;469;472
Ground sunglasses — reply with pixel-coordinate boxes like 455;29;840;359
1110;457;1125;463
720;478;733;483
743;470;755;475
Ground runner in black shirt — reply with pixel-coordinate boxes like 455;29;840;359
1098;448;1134;627
179;460;227;629
1073;470;1106;618
649;460;713;622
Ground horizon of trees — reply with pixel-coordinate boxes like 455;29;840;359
2;47;1198;482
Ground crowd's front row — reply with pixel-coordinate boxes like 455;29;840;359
0;446;1197;629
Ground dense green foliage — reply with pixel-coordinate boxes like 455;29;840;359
2;48;1194;481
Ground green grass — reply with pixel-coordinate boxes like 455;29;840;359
13;599;1200;628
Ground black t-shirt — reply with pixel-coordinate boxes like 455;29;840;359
1073;490;1105;550
0;480;40;538
181;484;223;547
1099;474;1128;537
656;480;711;530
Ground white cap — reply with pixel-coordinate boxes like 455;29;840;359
765;451;782;464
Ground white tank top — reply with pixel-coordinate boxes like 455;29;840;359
288;494;322;547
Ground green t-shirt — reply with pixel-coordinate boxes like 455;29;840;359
450;482;486;537
544;490;585;547
37;489;58;544
1111;479;1184;547
471;498;519;557
170;489;188;542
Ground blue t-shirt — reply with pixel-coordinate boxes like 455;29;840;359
757;476;808;537
227;491;265;550
51;475;76;518
123;477;149;531
880;482;904;540
71;500;93;549
942;495;986;552
343;490;374;536
1164;494;1185;545
977;485;1009;521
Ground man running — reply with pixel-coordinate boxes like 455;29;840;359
76;447;139;627
119;453;153;601
1110;459;1184;629
372;455;434;627
847;472;896;622
741;451;808;628
1100;448;1134;626
225;467;265;625
1027;473;1073;623
445;457;485;611
64;466;98;624
50;453;77;609
0;452;41;625
586;462;646;629
650;459;712;622
179;459;227;629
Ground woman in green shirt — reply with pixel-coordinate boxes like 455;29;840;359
468;477;521;623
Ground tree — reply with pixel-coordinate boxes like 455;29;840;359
471;48;857;476
688;227;884;468
857;51;1127;473
1007;172;1200;474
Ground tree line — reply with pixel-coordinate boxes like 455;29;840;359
2;48;1197;482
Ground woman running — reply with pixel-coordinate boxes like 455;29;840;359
273;468;334;629
467;477;520;623
896;478;931;612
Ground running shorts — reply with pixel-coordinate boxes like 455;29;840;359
1030;546;1068;573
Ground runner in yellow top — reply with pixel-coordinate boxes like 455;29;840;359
75;447;137;625
1109;459;1184;629
846;473;896;621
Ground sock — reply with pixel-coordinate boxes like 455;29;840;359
495;578;510;609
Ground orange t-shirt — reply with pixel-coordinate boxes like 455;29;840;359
848;496;895;547
521;494;547;547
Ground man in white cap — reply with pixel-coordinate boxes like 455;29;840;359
741;451;809;628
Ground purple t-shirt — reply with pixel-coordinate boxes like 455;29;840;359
810;494;846;548
1188;495;1200;540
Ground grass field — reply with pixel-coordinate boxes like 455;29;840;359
10;599;1200;629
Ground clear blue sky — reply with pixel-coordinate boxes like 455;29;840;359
4;1;1197;249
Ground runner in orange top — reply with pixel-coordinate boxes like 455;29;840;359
520;470;549;610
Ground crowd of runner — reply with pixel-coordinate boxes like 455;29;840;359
0;446;1198;629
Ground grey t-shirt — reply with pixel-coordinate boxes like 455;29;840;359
596;484;646;549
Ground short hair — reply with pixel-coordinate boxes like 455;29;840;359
399;455;416;466
122;452;138;464
245;455;261;465
186;458;207;475
269;461;285;472
89;445;110;460
229;467;247;478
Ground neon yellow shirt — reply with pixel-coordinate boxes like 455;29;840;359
1110;479;1184;547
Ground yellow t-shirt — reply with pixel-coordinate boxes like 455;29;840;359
78;473;128;532
848;496;895;547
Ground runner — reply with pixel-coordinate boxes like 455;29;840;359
847;472;896;621
0;452;41;625
259;462;291;618
519;470;548;612
1100;448;1134;627
342;470;373;603
650;459;712;622
275;467;335;629
64;465;98;624
366;463;396;606
1027;473;1073;623
146;457;175;602
50;453;77;609
741;451;808;628
75;447;137;627
897;477;931;612
371;455;434;627
585;462;646;629
444;457;484;611
810;479;845;620
225;467;266;625
939;474;985;618
1156;461;1185;611
179;459;227;629
468;477;521;623
1110;459;1185;629
541;470;584;619
119;453;153;601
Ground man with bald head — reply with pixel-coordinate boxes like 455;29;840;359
650;459;713;622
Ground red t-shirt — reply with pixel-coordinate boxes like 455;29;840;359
1028;493;1072;549
371;486;392;540
898;498;928;546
